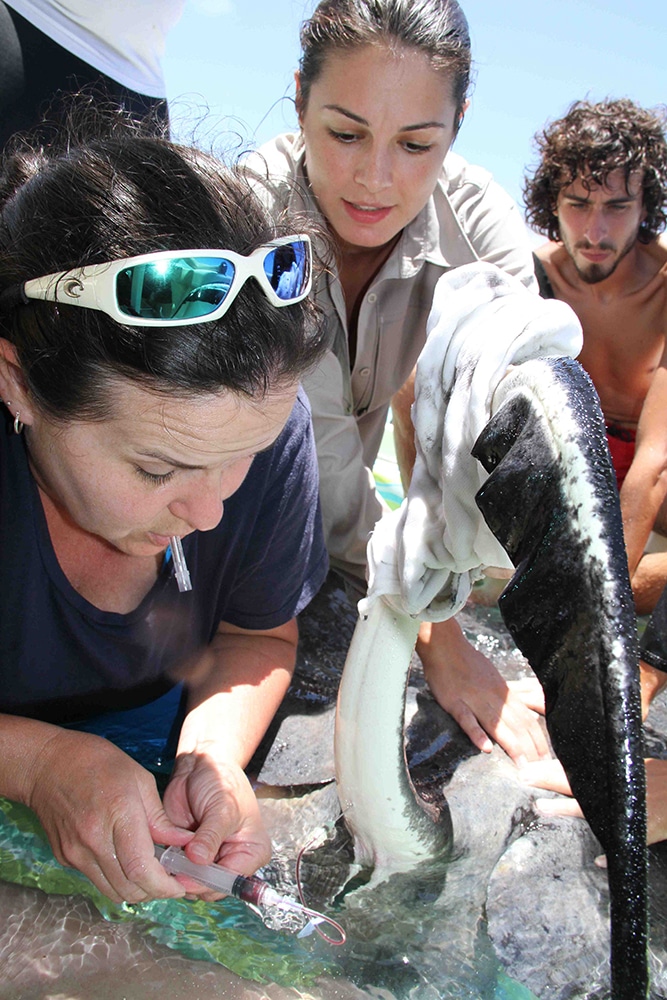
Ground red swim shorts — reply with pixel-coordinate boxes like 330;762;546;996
606;423;636;491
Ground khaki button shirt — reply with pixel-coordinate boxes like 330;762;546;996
245;134;537;582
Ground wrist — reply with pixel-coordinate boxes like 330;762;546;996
416;617;464;668
0;715;65;806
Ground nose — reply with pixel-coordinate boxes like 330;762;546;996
354;144;392;194
169;482;224;533
584;208;609;245
168;459;253;533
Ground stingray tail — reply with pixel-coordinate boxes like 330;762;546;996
472;356;648;1000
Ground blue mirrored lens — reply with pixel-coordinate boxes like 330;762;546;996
116;256;234;320
263;241;310;300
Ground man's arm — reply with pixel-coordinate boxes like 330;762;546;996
620;359;667;587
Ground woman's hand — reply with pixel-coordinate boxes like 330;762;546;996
162;753;271;900
158;618;298;899
418;618;550;764
520;756;667;846
25;727;192;902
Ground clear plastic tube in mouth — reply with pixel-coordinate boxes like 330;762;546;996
170;535;192;592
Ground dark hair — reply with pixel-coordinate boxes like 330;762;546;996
297;0;471;125
0;112;325;421
524;98;667;244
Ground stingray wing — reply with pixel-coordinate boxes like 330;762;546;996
472;355;648;1000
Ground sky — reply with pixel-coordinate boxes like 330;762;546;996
163;0;667;235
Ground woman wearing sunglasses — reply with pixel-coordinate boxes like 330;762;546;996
0;119;328;902
246;0;549;765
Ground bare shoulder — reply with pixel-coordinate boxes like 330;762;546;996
534;240;558;262
534;241;570;280
644;234;667;274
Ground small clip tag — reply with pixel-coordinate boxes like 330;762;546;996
296;916;325;939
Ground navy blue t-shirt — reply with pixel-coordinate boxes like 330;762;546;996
0;389;328;722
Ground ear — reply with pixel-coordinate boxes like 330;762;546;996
0;339;37;427
294;71;304;125
455;98;470;137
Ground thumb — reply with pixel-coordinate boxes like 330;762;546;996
185;816;223;864
147;802;193;849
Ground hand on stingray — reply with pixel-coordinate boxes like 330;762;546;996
506;676;546;714
418;617;550;764
520;757;667;848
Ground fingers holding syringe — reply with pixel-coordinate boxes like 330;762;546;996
163;753;271;896
28;729;192;902
74;771;195;902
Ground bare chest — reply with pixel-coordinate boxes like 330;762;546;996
560;279;667;426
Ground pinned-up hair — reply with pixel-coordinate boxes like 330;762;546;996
297;0;471;126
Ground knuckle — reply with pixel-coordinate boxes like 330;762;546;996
122;853;150;885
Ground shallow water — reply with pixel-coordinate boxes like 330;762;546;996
1;579;666;1000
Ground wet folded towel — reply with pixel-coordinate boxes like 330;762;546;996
362;262;583;622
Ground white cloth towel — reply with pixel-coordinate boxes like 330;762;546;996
362;262;583;622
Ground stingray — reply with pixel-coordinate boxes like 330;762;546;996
332;263;649;998
335;354;648;1000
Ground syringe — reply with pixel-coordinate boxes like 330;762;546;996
155;844;282;907
154;845;346;944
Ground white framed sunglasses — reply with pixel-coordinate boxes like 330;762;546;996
17;235;312;327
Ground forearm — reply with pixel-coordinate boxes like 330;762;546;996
0;713;66;806
645;758;667;845
620;365;667;575
391;370;417;492
621;464;667;576
177;621;297;768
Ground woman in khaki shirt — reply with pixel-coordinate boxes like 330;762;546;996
247;0;548;765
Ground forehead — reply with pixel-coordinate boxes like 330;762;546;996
311;42;456;116
77;378;298;459
560;167;645;202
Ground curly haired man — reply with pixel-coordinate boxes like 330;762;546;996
525;98;667;621
521;98;667;840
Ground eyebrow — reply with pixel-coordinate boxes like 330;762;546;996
138;451;206;471
563;192;639;205
136;441;276;469
322;104;447;131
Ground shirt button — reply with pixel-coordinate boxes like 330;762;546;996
367;292;377;303
359;367;370;377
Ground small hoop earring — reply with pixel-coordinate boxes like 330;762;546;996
13;412;24;435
